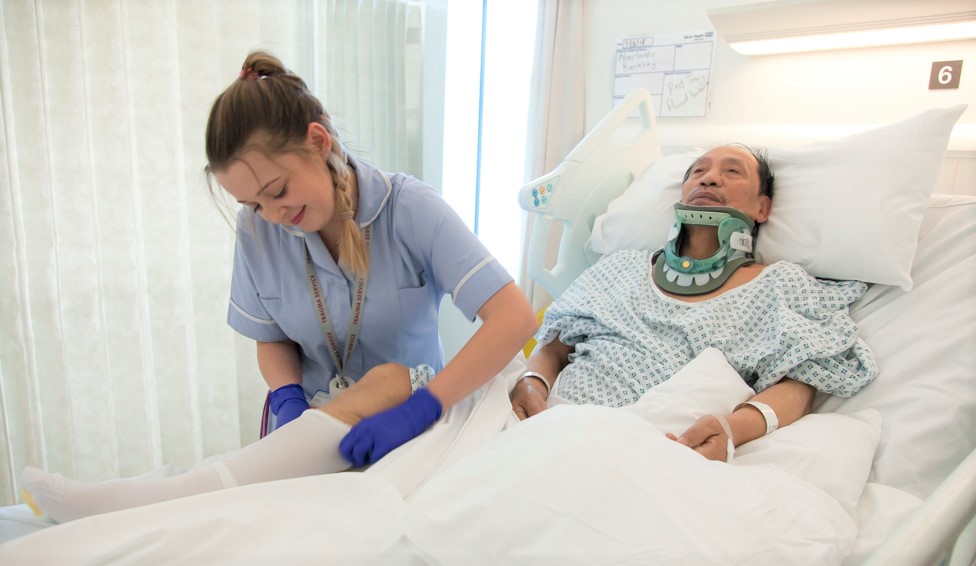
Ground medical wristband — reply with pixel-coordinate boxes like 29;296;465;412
714;414;735;464
517;371;551;395
734;400;779;436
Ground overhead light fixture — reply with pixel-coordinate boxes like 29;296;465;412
707;0;976;56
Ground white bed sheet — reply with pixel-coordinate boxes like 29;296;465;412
842;483;924;566
819;194;976;500
2;473;407;564
0;349;886;565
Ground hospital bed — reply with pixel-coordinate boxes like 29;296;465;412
1;89;974;565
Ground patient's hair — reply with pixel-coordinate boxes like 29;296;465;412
204;51;367;275
751;147;775;200
683;144;775;200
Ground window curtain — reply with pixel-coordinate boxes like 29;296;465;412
318;0;424;176
520;0;586;312
0;0;424;507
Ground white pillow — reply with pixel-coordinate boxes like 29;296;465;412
590;106;966;291
590;151;699;258
620;346;754;435
621;347;881;518
734;409;883;518
404;405;857;565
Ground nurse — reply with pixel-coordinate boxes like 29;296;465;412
211;51;537;463
19;51;537;523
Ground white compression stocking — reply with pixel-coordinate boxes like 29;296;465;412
21;410;352;523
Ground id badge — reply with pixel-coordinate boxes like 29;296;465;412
329;374;351;398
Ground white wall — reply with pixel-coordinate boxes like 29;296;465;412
581;0;976;153
443;0;976;361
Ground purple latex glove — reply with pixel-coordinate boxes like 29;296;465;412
269;384;309;430
339;388;443;466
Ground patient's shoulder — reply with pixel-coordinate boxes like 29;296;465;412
712;263;767;295
592;248;653;274
763;261;870;304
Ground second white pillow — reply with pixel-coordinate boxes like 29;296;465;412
620;346;754;435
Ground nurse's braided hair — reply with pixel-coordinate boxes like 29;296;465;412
205;51;368;275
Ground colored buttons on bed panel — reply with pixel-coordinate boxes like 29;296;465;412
530;178;558;210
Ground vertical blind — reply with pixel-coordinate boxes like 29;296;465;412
0;0;424;506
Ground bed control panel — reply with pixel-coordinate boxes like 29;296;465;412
522;176;560;212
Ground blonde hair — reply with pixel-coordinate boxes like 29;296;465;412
204;51;368;275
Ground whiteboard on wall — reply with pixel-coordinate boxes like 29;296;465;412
613;31;716;118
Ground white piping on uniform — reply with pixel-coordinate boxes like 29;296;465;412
453;256;495;301
230;300;276;324
360;172;393;227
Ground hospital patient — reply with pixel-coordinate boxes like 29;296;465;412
510;145;879;461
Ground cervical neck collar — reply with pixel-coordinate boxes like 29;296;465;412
652;203;756;295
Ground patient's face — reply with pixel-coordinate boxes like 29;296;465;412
681;146;771;223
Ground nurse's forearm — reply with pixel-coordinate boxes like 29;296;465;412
256;340;303;391
425;283;537;409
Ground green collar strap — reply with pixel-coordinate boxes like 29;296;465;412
653;203;756;295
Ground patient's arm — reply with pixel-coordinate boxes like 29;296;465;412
729;378;815;446
511;339;572;420
671;378;815;462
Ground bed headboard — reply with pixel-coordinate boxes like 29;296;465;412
517;89;661;298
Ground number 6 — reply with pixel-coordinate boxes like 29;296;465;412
939;65;954;85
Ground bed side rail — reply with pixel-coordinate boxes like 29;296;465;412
518;88;662;298
865;446;976;566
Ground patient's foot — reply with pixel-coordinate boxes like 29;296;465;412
20;465;223;523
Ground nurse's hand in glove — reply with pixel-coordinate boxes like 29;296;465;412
269;384;310;430
339;388;443;467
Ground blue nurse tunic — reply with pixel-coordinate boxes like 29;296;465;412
227;156;513;400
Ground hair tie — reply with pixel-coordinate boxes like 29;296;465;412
239;66;265;81
339;210;355;220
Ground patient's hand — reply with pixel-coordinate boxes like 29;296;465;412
511;379;548;420
667;415;730;462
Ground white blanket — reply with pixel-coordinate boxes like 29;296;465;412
0;350;878;565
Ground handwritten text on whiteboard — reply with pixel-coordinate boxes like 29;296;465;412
613;32;715;118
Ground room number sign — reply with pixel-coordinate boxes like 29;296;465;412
929;60;963;90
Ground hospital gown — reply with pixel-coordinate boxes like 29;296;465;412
538;249;878;407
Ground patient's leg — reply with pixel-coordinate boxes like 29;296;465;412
322;362;414;426
219;362;413;486
21;363;413;523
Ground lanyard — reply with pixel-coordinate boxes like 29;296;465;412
303;224;372;389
